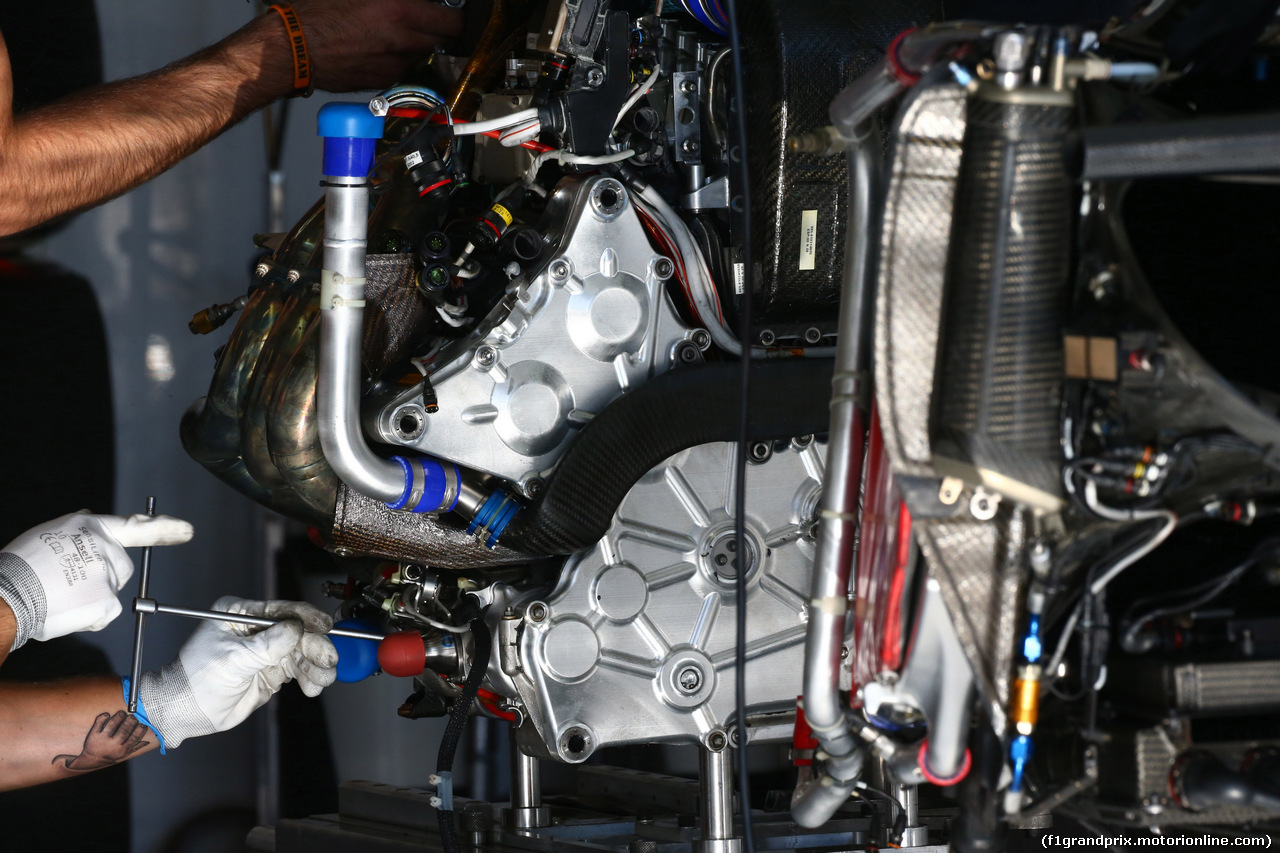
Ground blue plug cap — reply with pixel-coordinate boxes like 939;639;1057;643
332;618;382;683
317;102;386;140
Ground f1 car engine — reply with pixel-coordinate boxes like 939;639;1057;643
182;1;1280;851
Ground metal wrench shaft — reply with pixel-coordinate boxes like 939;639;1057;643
133;599;385;642
126;497;156;714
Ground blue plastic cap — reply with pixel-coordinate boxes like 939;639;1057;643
332;618;382;683
317;102;386;140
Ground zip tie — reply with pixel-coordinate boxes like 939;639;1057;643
269;5;313;97
810;596;849;615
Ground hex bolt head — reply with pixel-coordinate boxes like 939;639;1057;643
691;329;712;351
803;327;823;345
255;262;271;278
654;257;675;279
758;329;776;346
749;441;772;463
549;259;570;281
475;346;498;368
586;68;605;88
682;139;700;154
369;96;390;116
707;731;728;751
527;602;548;622
680;80;698;94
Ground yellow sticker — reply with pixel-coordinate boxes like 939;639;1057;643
491;203;514;227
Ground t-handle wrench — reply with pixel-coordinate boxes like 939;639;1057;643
125;498;383;715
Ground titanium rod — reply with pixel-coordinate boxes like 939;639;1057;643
126;496;157;714
136;600;385;642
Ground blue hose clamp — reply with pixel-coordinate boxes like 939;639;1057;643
317;102;386;178
467;490;521;548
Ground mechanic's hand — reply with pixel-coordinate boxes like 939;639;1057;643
0;511;194;650
289;0;464;93
138;596;338;749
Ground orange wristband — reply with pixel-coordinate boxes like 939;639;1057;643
269;4;313;97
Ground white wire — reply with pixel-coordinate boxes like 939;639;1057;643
435;302;468;328
415;613;470;633
615;64;662;129
1083;479;1178;595
1043;601;1082;681
525;148;637;185
451;108;541;136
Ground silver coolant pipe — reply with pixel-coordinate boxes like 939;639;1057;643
792;124;880;829
316;105;406;505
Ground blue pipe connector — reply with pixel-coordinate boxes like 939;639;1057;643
387;455;462;514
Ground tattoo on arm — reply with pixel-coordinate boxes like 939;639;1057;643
52;710;150;772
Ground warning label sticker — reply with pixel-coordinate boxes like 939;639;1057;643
799;209;818;271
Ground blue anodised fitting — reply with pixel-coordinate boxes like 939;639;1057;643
332;618;382;683
467;490;521;548
1009;734;1033;793
317;102;386;178
1022;614;1043;663
386;456;462;514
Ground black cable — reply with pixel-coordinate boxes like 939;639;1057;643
722;0;755;850
436;617;493;853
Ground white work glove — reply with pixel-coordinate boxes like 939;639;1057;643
136;596;338;750
0;511;194;650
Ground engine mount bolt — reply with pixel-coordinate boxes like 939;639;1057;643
524;477;545;497
691;329;711;351
549;259;571;281
586;67;605;88
674;341;701;366
707;730;728;751
653;257;675;279
286;269;302;283
749;441;773;464
677;666;702;694
255;262;271;278
803;327;823;345
527;602;548;623
792;434;814;450
758;329;776;346
680;80;698;94
474;346;498;368
682;139;700;154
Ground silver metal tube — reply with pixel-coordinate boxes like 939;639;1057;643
507;742;550;829
791;772;860;830
317;177;405;504
699;747;735;842
802;132;878;759
126;496;157;714
511;748;540;810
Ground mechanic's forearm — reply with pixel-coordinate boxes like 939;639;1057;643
0;12;294;236
0;676;158;791
0;598;14;668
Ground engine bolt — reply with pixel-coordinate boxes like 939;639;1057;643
287;269;302;283
527;602;548;622
682;139;700;154
749;441;772;463
369;96;390;116
677;666;702;693
803;327;823;345
586;68;605;88
674;341;701;366
654;257;675;279
707;730;728;751
255;262;271;278
691;329;711;351
758;329;776;346
524;477;545;497
402;564;425;581
549;259;571;281
680;80;698;94
792;434;814;449
475;346;498;368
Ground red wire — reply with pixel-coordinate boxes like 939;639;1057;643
386;106;556;153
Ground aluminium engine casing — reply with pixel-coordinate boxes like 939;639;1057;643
500;439;824;762
370;176;698;493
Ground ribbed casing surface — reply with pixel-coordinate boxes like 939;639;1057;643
934;94;1074;499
